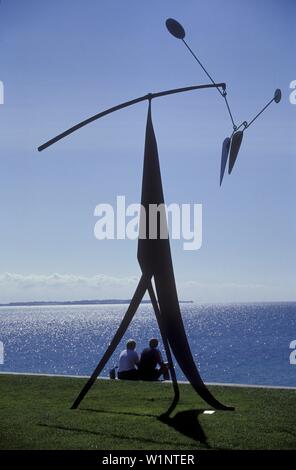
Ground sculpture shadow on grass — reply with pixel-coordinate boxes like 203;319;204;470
82;407;210;448
158;409;210;448
82;407;156;419
38;422;192;449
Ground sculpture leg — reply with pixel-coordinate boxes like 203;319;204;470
147;280;180;416
71;273;150;409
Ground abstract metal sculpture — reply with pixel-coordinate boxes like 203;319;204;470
38;18;280;414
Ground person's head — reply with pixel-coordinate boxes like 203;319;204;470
149;338;159;349
126;339;136;350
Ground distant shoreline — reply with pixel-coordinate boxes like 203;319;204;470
0;299;193;307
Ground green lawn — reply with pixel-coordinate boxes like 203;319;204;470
0;374;295;450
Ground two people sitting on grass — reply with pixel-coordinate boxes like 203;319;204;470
117;338;169;381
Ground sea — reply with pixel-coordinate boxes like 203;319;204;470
0;302;295;387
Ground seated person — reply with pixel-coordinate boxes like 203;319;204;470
138;338;169;381
117;339;139;380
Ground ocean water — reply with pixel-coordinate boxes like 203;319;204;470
0;302;295;386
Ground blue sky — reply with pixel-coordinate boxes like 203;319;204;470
0;0;295;303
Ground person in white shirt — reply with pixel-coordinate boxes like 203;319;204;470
117;339;139;380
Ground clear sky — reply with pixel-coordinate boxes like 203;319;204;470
0;0;295;303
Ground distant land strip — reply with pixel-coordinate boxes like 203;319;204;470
0;299;193;307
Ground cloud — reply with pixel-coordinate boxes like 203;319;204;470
178;279;295;303
0;272;137;288
0;272;138;303
0;273;294;304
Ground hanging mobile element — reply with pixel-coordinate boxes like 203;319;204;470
228;131;243;175
165;18;281;184
220;137;231;185
228;88;282;174
274;88;281;103
165;18;236;130
165;18;185;39
241;88;282;131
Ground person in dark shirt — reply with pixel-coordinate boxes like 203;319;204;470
138;338;169;381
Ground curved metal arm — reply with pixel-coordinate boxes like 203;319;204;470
38;82;225;152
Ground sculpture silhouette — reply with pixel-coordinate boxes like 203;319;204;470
38;83;234;412
38;21;280;414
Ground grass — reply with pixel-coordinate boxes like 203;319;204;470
0;374;295;450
